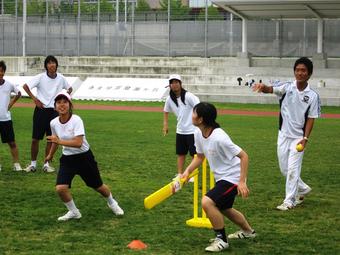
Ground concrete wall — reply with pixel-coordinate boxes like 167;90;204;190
2;56;340;106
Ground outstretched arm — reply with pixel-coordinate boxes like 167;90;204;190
252;83;273;94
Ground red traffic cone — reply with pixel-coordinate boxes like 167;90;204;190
127;240;148;250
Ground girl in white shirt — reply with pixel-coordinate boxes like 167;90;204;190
45;92;124;221
182;102;255;253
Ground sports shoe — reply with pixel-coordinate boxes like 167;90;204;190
228;229;256;239
276;202;294;211
205;238;229;252
295;186;312;205
24;165;36;172
13;163;23;172
42;165;55;173
57;210;82;221
108;202;124;216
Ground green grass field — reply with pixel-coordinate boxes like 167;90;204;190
0;103;339;255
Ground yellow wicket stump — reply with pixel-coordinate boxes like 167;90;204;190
186;158;214;229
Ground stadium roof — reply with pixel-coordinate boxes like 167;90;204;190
212;0;340;20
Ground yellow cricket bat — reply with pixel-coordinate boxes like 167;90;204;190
144;169;199;210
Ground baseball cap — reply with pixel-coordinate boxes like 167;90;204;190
55;91;72;102
168;74;182;83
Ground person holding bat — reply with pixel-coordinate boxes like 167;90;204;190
181;102;256;253
45;91;124;221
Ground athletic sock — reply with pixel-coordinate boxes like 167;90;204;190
43;162;49;167
31;161;37;167
214;228;227;242
106;193;117;206
65;199;79;212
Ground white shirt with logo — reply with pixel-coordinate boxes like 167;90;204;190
195;128;242;184
164;92;200;134
50;114;90;156
0;80;20;121
273;81;321;138
27;72;71;108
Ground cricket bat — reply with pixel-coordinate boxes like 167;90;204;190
144;169;199;210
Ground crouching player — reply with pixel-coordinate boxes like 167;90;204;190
181;102;256;252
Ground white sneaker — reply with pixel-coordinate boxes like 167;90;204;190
228;229;256;239
205;238;229;252
276;202;294;211
42;165;55;173
13;163;23;172
108;202;124;216
24;165;36;172
57;210;82;221
295;186;312;205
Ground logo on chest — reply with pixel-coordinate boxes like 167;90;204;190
302;95;310;104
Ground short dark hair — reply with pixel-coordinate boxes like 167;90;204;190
44;55;58;71
193;102;220;129
294;57;313;75
0;60;7;72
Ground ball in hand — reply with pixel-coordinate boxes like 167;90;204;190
296;144;304;152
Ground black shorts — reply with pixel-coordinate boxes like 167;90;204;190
205;180;238;210
0;120;15;143
32;107;58;140
56;150;103;189
176;133;196;156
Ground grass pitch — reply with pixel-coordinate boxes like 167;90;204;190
0;103;339;255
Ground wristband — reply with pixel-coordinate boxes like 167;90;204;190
303;136;309;141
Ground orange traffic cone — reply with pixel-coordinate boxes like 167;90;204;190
127;240;148;250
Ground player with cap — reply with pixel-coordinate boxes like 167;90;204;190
163;74;200;179
45;92;124;221
23;55;72;173
252;57;321;211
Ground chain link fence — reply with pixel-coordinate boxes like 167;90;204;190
0;0;339;57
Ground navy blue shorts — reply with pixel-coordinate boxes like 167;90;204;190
56;150;103;189
176;133;196;156
0;120;15;143
205;180;238;210
32;107;58;140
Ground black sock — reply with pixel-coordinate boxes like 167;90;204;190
214;228;227;242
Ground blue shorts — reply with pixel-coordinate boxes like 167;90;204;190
205;180;238;210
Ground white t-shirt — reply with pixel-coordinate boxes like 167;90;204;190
50;114;90;156
164;92;200;134
195;128;242;184
0;80;20;121
27;72;71;108
273;81;321;138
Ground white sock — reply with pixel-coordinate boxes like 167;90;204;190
14;162;21;167
65;199;78;212
107;193;117;206
43;162;49;167
31;161;37;167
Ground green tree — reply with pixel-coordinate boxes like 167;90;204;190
136;0;151;12
197;6;224;20
160;0;190;20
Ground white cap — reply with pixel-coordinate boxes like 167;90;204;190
55;91;72;102
168;74;182;82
